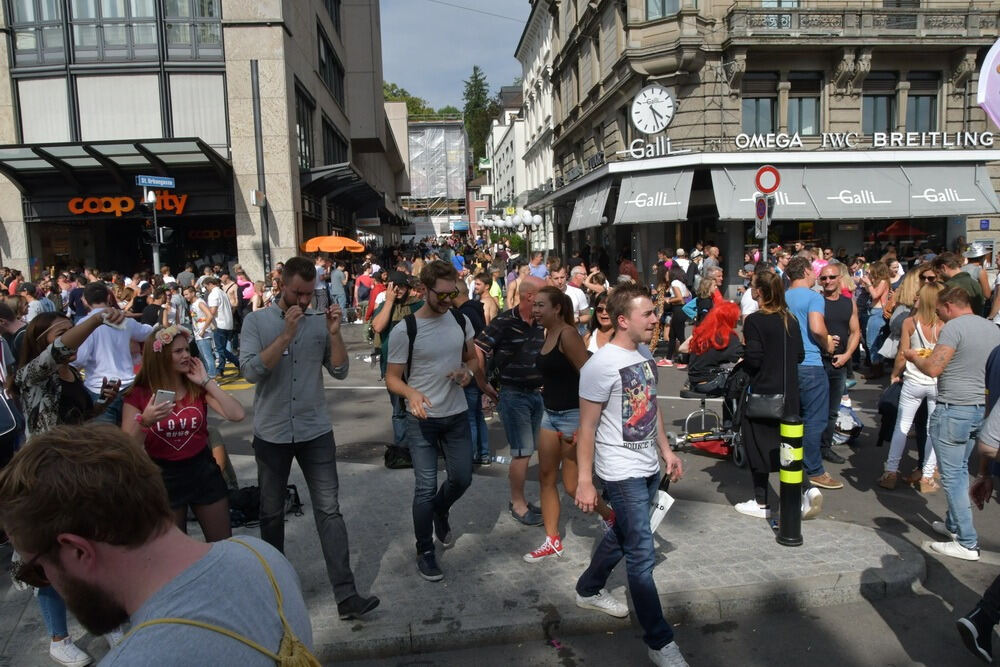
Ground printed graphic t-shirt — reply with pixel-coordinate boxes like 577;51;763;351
579;342;660;482
124;386;210;461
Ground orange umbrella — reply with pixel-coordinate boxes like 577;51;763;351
301;235;366;253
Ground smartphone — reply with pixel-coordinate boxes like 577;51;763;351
154;389;176;405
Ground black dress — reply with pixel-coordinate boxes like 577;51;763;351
741;311;804;473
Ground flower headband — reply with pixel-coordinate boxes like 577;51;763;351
152;325;192;352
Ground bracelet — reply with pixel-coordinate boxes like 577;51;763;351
200;376;213;388
134;412;149;428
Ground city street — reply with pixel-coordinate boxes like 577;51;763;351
1;323;996;666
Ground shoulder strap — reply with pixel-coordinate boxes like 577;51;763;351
404;313;417;380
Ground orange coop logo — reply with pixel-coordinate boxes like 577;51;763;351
67;196;135;217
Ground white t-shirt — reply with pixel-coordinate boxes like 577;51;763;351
669;279;690;301
740;287;760;318
189;298;213;339
579;342;661;482
386;310;474;418
207;286;234;330
980;404;1000;449
71;310;153;393
565;284;590;321
674;257;690;272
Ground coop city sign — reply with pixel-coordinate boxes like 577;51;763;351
67;190;189;217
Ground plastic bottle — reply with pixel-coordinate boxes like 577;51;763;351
491;455;512;464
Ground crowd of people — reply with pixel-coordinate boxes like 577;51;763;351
1;231;1000;666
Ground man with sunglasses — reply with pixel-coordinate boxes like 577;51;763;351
386;260;479;582
818;265;861;464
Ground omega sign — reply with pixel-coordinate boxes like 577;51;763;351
67;190;189;217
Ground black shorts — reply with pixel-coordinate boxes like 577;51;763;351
153;447;229;509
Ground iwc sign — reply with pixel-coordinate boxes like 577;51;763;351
616;84;690;160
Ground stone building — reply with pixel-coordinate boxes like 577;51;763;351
531;0;1000;289
0;0;409;279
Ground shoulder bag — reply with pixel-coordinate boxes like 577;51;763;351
745;317;786;420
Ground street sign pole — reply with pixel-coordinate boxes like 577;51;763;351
754;165;781;263
144;187;161;274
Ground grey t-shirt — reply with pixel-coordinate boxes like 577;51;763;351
937;314;1000;405
329;269;346;297
102;537;312;667
386;310;474;418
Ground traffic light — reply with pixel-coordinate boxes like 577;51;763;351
158;227;174;244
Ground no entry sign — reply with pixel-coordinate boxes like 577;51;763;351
755;165;781;194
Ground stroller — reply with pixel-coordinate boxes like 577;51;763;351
667;362;750;468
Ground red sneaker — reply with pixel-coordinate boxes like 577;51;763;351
523;536;564;562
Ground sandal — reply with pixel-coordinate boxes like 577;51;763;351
918;477;940;493
877;471;898;490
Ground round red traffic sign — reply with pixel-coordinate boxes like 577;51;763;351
755;165;781;194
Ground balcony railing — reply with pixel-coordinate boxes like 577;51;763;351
726;3;999;40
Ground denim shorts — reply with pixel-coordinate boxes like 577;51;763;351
540;407;580;438
498;386;543;457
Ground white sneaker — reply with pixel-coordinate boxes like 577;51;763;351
734;499;771;519
105;627;125;647
932;520;958;540
802;488;823;520
575;588;629;618
49;637;93;667
929;540;980;561
648;641;690;667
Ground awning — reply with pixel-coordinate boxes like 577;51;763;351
567;179;611;231
713;163;1000;220
712;166;819;220
615;170;693;224
301;162;383;210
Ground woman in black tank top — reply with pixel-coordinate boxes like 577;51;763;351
524;288;613;562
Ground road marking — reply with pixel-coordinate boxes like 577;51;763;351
659;396;723;402
324;386;389;390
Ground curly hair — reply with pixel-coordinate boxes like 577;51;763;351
689;301;739;355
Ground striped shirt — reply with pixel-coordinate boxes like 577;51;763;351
474;307;544;390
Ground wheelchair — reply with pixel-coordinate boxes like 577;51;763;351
666;363;748;468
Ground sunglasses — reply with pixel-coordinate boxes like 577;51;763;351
818;275;839;281
427;286;460;300
9;548;52;588
595;306;608;313
920;274;937;282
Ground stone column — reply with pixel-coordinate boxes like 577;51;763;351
777;81;791;133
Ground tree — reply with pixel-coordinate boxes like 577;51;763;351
437;105;461;116
463;66;500;174
383;81;434;117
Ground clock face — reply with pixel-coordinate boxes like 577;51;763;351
630;84;675;135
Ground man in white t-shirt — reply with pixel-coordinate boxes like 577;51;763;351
555;266;591;333
205;277;240;376
573;283;688;667
385;260;479;584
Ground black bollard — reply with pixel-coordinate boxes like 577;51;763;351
777;416;804;547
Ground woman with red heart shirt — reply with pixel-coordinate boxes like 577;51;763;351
122;325;245;541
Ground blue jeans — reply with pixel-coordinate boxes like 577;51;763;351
389;390;408;448
253;431;358;603
406;412;473;554
866;308;885;365
930;403;985;550
86;387;125;426
195;337;217;378
498;387;543;457
797;365;829;477
212;328;240;372
464;385;489;459
576;474;674;651
37;586;68;637
330;293;346;309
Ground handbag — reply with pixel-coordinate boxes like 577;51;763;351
746;318;786;420
0;342;24;438
681;297;698;320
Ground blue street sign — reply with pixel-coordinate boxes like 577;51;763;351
136;174;175;189
981;219;990;231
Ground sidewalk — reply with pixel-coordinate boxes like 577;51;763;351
1;456;925;664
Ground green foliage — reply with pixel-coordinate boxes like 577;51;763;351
463;66;501;174
383;81;434;116
437;105;461;116
505;234;527;256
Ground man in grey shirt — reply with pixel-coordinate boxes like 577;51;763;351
329;261;348;309
905;286;1000;562
0;423;315;667
240;256;379;619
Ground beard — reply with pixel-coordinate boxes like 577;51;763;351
57;570;129;636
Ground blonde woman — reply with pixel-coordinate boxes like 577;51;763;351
880;284;944;491
860;260;891;377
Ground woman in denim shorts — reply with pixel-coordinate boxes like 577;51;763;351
524;287;614;562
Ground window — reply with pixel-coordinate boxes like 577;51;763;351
10;0;65;66
295;87;315;170
322;117;348;165
906;71;938;132
164;0;222;60
66;0;159;62
324;0;341;34
741;72;778;134
317;28;345;106
646;0;680;20
788;71;821;135
862;71;897;134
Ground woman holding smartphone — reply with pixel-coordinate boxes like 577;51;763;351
122;325;245;542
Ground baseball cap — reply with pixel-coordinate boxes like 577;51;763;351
675;248;686;257
387;270;409;286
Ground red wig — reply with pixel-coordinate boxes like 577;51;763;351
689;302;739;355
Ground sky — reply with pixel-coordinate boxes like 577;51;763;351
380;0;532;110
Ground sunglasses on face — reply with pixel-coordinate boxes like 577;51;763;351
921;274;937;282
595;306;607;313
427;286;460;300
9;549;51;588
818;275;839;281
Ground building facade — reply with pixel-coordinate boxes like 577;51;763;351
533;0;1000;289
482;85;526;214
0;0;408;279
